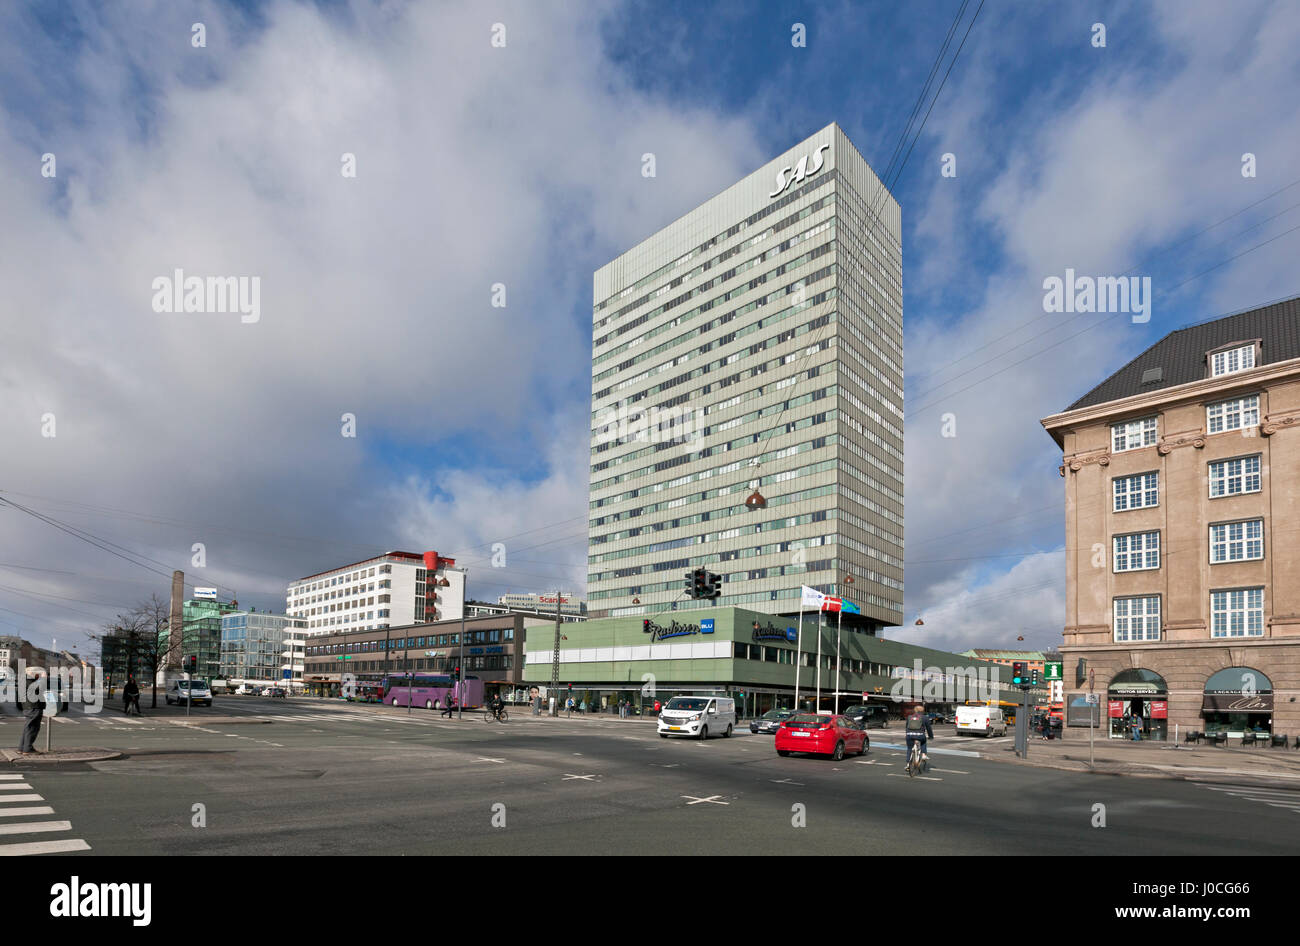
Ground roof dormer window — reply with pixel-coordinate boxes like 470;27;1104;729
1209;343;1256;378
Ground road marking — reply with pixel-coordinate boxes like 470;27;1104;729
0;795;45;803
0;784;33;791
0;839;91;856
652;763;681;768
0;820;71;836
769;778;804;786
855;760;893;766
681;795;729;805
887;774;942;781
563;774;599;781
0;775;25;780
474;758;506;764
930;768;969;774
0;807;55;818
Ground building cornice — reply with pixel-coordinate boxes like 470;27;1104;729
1042;355;1300;448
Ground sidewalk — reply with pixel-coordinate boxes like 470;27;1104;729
984;731;1300;785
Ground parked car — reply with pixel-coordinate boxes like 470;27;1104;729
750;708;796;734
775;713;868;761
657;696;736;739
234;684;257;695
269;687;286;698
166;679;213;707
842;704;891;728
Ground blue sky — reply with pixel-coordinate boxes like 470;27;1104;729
1;0;1297;656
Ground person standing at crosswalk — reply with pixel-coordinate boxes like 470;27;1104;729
18;670;45;754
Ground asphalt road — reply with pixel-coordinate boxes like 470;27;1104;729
2;697;1297;855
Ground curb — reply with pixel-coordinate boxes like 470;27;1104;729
1;747;122;764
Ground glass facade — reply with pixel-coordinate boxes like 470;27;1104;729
220;612;306;689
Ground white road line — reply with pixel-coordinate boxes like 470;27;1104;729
930;768;969;774
0;807;55;818
0;795;45;803
855;760;893;766
0;838;91;856
681;795;729;805
887;774;942;781
0;775;25;781
1201;786;1300;798
0;821;71;836
0;784;33;791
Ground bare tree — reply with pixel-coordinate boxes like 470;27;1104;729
89;593;172;710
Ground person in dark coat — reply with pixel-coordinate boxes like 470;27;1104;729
18;674;44;754
123;676;141;715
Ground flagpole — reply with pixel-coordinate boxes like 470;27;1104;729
835;606;842;716
795;602;804;711
816;605;823;711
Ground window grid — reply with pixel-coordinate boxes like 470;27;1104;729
1113;531;1160;572
1113;472;1159;511
1211;345;1255;377
1209;455;1261;497
1210;520;1264;563
1114;596;1161;642
1112;417;1158;453
1207;395;1259;434
1210;588;1264;638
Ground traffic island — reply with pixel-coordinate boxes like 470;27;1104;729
1;746;122;764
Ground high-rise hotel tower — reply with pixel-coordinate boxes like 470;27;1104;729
588;123;903;633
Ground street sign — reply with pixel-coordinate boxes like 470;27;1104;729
1085;692;1099;704
1044;661;1063;681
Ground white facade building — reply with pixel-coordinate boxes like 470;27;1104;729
285;551;466;637
589;123;903;630
497;592;586;616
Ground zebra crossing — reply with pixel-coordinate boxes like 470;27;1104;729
1195;781;1300;814
0;774;90;855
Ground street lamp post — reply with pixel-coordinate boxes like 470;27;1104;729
458;568;467;720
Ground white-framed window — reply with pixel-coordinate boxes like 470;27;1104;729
1206;395;1259;434
1114;596;1161;642
1114;531;1160;572
1113;472;1159;511
1112;417;1158;453
1209;455;1261;497
1209;519;1264;563
1210;588;1264;638
1211;345;1255;377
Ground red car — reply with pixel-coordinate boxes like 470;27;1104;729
775;713;869;761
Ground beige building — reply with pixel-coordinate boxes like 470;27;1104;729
1041;297;1300;743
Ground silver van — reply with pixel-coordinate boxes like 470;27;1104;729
657;695;736;739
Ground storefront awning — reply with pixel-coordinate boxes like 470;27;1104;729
1202;692;1273;712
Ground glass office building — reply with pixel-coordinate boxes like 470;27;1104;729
220;611;307;691
589;123;903;633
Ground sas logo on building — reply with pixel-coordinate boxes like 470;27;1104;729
769;143;830;198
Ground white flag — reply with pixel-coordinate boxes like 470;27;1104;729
800;585;825;609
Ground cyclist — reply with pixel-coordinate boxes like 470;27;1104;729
904;704;933;769
490;693;506;721
123;676;141;716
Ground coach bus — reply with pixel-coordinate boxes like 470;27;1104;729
381;673;484;710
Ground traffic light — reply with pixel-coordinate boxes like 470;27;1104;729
643;619;651;633
692;568;709;599
1011;661;1026;686
706;571;722;599
185;656;197;675
1031;667;1040;686
684;570;696;597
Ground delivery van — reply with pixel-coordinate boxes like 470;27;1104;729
955;704;1007;737
657;695;736;739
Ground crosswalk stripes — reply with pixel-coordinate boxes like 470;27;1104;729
1195;781;1300;813
0;777;91;855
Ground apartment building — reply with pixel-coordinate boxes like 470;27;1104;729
1041;297;1300;741
286;551;466;636
588;122;904;632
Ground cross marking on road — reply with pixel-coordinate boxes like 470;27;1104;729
563;774;599;781
681;795;729;805
474;757;507;764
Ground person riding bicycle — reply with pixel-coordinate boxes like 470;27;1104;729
490;694;505;720
904;704;934;767
123;677;141;715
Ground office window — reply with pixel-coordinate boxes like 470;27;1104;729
1211;345;1255;377
1209;455;1261;497
1210;520;1264;563
1113;532;1160;572
1114;596;1160;642
1112;417;1157;453
1113;472;1159;511
1210;588;1264;638
1207;395;1259;434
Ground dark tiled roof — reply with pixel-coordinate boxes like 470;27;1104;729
1066;296;1300;411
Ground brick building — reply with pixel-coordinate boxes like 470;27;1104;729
1041;297;1300;742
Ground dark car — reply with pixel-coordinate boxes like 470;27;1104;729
750;708;796;734
842;704;891;729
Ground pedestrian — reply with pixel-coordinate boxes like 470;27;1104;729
565;696;574;718
442;693;456;718
18;673;44;754
124;676;141;716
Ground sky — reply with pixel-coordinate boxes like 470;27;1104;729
1;0;1298;658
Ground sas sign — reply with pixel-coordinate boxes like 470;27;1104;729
769;143;830;198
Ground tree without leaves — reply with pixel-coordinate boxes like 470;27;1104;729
88;593;172;710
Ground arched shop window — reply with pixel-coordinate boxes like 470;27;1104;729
1107;669;1169;741
1202;667;1273;736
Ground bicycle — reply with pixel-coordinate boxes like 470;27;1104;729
482;705;509;723
906;740;927;778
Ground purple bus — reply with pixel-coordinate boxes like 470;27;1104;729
381;673;483;710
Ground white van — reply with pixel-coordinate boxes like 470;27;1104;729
955;705;1007;737
657;695;736;740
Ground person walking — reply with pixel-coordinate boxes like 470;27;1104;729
566;696;574;718
124;676;141;716
18;673;44;754
441;693;457;718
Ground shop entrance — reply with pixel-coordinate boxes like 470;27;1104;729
1202;667;1273;738
1107;669;1168;741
